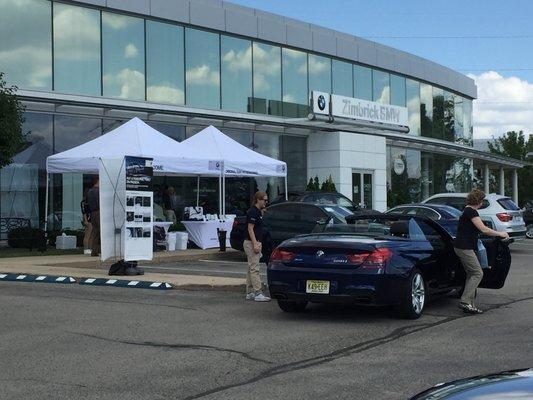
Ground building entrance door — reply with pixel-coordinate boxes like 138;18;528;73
352;170;373;209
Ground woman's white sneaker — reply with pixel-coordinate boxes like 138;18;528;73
245;292;255;300
254;293;271;302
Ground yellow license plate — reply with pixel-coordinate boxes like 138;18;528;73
306;280;330;294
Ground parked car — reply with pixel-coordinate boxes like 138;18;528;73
523;200;533;239
230;202;354;260
423;193;527;240
269;191;366;213
267;214;512;318
387;203;461;220
410;368;533;399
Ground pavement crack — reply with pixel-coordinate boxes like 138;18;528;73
182;295;533;400
71;332;272;365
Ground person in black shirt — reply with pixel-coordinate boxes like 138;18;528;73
243;191;270;302
87;178;101;257
454;189;509;314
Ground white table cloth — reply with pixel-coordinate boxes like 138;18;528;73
181;217;234;249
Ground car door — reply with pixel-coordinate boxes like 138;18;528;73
479;238;512;289
264;203;300;246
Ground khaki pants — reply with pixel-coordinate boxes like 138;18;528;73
243;240;262;293
83;221;93;250
454;247;483;306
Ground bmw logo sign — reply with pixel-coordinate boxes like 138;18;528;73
317;95;326;111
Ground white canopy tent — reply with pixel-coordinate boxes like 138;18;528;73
180;125;288;214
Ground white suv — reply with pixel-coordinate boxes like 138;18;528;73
422;193;527;240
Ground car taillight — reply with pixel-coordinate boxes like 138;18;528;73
347;248;393;269
496;213;512;222
270;248;296;262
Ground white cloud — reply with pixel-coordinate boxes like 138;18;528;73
307;56;329;76
186;65;220;87
0;46;51;88
103;68;144;99
222;47;252;73
147;84;185;105
468;71;533;139
102;13;132;30
283;93;295;103
124;43;139;58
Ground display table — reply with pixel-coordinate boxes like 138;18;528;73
181;217;234;249
153;221;173;235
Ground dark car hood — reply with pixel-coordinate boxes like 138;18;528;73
410;368;533;399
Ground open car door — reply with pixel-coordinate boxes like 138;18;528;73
479;238;512;289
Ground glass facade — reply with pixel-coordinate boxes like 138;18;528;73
146;21;184;105
332;60;353;97
53;3;100;96
390;74;406;107
282;48;308;117
308;54;331;94
102;12;145;100
221;35;252;112
185;28;220;109
252;42;282;116
372;69;390;104
0;0;52;90
406;79;421;136
354;65;372;101
420;83;433;138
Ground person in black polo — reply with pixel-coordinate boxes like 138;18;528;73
454;189;509;314
243;191;270;302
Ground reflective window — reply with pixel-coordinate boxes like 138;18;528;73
387;146;422;207
421;153;472;198
353;65;372;100
454;95;464;142
372;69;390;104
463;99;473;146
102;13;145;100
185;28;220;110
0;0;51;90
443;91;455;142
308;54;331;94
332;60;353;97
420;83;433;138
0;113;53;229
390;74;405;107
252;42;281;116
254;132;283;202
53;3;100;96
432;87;444;139
102;119;125;134
221;35;252;112
282;135;307;192
54;115;102;153
282;48;308;117
146;21;184;105
406;79;420;136
147;121;185;142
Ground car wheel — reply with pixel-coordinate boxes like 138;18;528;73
396;269;426;319
277;300;308;313
526;224;533;239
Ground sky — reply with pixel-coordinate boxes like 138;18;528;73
230;0;533;140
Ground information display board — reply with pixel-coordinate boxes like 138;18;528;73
124;156;153;261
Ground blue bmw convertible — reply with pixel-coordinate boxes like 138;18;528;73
267;214;512;319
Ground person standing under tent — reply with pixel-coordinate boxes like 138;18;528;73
80;188;92;255
87;178;101;257
243;191;271;302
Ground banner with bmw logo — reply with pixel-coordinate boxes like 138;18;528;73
312;91;331;115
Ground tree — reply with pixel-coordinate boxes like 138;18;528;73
487;131;533;206
0;72;25;168
320;175;337;192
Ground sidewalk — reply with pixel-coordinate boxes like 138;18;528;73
0;249;246;291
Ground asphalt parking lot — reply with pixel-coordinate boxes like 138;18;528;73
1;240;532;400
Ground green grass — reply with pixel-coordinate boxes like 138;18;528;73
0;247;84;258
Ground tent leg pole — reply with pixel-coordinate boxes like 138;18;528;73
222;170;226;217
284;177;288;201
44;173;50;233
196;176;200;207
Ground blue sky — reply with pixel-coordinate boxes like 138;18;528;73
231;0;533;139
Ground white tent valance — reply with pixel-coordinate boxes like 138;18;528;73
46;117;209;176
180;125;287;177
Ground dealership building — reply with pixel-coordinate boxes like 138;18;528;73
0;0;528;232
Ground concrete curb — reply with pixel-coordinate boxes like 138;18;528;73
0;273;76;284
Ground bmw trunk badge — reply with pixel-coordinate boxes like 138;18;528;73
316;250;325;258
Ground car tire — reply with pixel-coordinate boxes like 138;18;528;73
526;224;533;239
396;268;426;319
277;300;308;313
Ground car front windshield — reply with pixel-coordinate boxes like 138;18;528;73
322;205;352;223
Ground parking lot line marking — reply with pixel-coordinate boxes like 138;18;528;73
36;276;47;281
106;280;117;284
149;282;162;287
85;278;96;283
56;277;66;282
16;275;26;280
0;274;7;279
127;281;139;286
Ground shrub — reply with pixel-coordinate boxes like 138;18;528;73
7;227;46;251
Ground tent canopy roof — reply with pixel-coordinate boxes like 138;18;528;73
181;125;287;177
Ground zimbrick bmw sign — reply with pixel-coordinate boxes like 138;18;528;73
311;91;408;127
